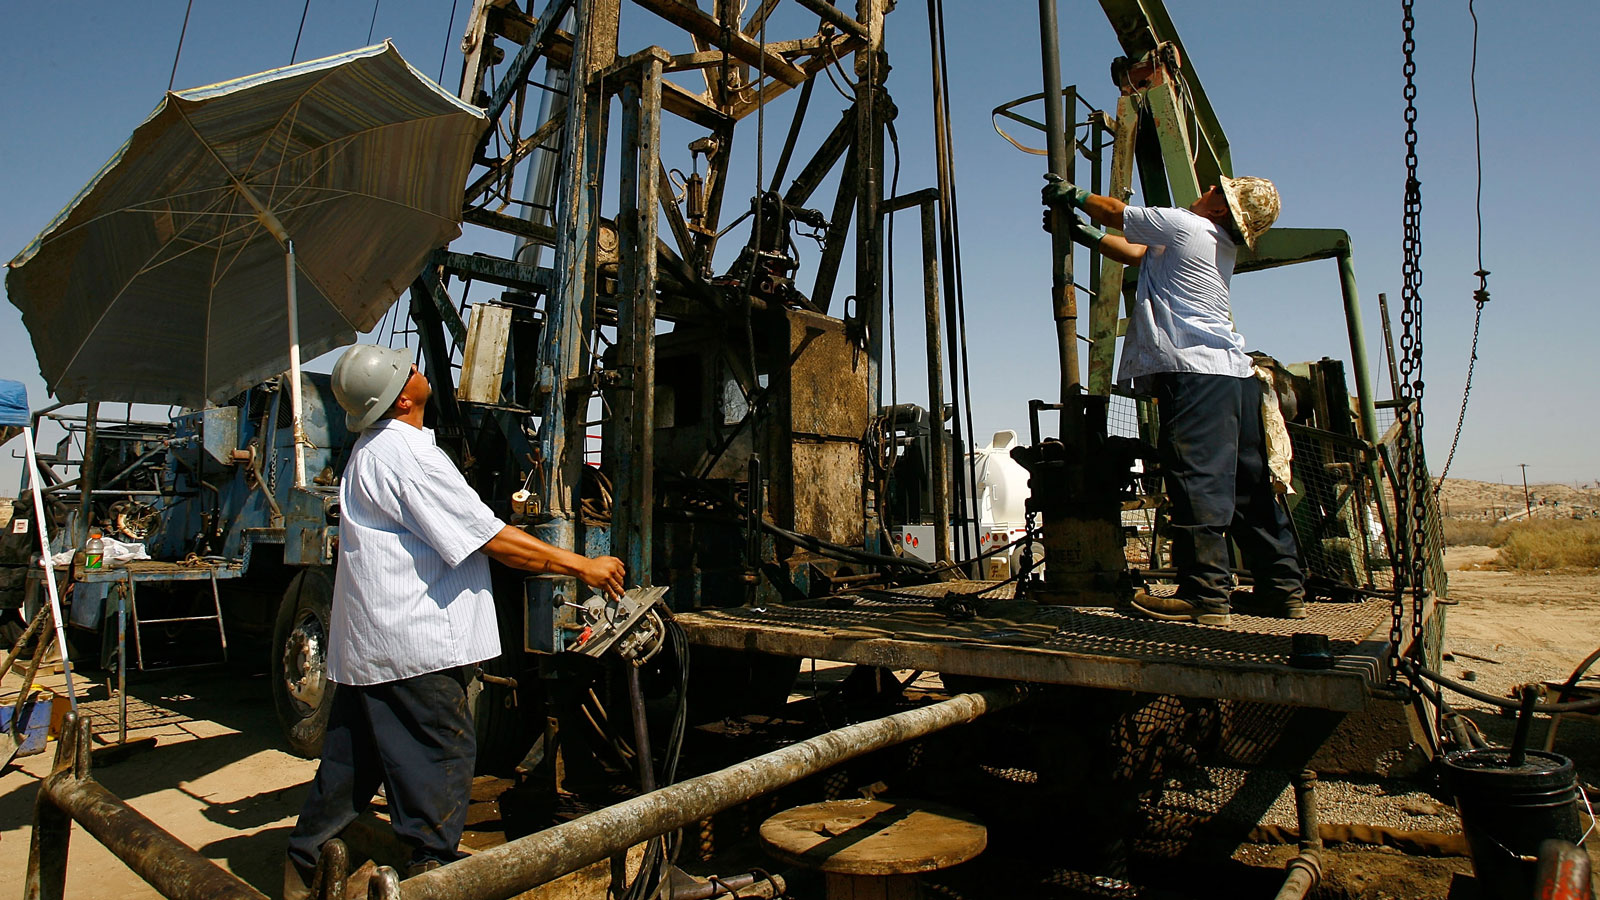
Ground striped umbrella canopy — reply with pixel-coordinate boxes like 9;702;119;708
5;41;487;409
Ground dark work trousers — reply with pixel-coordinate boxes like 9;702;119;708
1153;372;1304;613
286;666;476;877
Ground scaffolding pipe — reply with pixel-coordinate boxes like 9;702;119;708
401;687;1027;900
1273;769;1323;900
28;716;269;900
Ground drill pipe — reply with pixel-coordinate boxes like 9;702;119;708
401;687;1027;900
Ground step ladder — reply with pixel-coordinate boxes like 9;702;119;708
114;567;228;672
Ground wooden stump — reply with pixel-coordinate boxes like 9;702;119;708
759;799;986;900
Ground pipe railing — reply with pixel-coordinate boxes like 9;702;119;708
26;715;269;900
387;686;1028;900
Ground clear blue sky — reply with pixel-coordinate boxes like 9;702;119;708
3;1;1594;494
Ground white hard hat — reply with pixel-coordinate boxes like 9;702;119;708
1219;175;1280;251
331;345;412;432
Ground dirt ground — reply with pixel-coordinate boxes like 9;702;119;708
1;549;1596;899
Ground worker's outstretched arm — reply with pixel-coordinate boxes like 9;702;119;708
1042;176;1128;230
481;526;626;598
1045;208;1147;266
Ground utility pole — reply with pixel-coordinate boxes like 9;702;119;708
1520;463;1532;518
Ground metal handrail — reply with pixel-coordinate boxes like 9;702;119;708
25;715;269;900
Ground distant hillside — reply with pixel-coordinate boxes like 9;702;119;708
1437;478;1600;521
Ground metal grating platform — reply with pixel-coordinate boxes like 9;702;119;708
677;583;1412;711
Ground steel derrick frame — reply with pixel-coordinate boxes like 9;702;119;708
423;0;891;647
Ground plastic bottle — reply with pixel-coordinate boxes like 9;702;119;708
84;532;104;571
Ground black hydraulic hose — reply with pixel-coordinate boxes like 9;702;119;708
1401;659;1600;714
761;520;934;572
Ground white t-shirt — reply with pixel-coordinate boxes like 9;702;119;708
327;419;504;685
1115;205;1253;386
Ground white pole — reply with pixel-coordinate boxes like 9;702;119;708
286;239;307;488
21;423;78;714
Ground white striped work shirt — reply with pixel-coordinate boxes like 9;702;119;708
1115;205;1253;387
327;419;504;686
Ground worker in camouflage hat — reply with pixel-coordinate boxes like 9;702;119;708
1043;174;1303;628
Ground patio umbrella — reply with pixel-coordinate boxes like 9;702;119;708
5;42;487;485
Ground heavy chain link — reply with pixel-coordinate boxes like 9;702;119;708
1391;0;1429;675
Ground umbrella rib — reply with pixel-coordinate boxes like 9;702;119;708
21;185;240;251
51;186;249;386
246;111;482;192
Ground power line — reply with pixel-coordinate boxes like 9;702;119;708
438;0;462;85
366;0;381;45
167;0;196;92
290;0;312;63
1435;0;1492;486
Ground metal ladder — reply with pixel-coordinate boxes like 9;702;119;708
120;567;229;671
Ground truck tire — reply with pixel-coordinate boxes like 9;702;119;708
272;567;337;758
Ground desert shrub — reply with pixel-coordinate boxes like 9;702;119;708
1494;519;1600;570
1442;519;1497;547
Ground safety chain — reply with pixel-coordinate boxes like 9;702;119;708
1391;0;1430;677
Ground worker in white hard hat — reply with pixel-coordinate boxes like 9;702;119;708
285;344;626;899
1042;174;1304;628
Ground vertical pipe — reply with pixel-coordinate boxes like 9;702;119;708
1376;292;1402;401
920;200;950;564
613;57;663;584
77;402;98;546
1335;248;1379;446
535;0;609;555
626;665;656;793
25;776;73;899
21;425;77;714
285;241;307;489
117;580;127;744
1336;247;1399;569
1038;2;1079;412
855;0;885;547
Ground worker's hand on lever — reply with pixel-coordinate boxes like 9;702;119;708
580;556;627;600
1041;173;1092;210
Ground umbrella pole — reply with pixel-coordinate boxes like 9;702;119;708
285;240;307;488
21;423;79;714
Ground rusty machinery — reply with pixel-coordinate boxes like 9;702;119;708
397;0;1441;821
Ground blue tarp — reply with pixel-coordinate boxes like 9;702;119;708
0;380;28;427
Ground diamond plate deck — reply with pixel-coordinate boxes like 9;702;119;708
676;584;1414;711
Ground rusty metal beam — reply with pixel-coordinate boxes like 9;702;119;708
486;0;576;126
728;35;864;120
794;0;870;40
27;716;270;900
631;0;807;87
464;110;566;205
674;607;1396;712
1087;96;1137;395
661;79;734;130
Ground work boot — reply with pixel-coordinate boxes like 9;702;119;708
406;859;443;879
1125;591;1231;627
283;858;312;900
1230;588;1307;620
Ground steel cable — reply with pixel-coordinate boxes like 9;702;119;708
1434;0;1491;486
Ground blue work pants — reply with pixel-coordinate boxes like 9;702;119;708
286;666;476;877
1153;372;1304;612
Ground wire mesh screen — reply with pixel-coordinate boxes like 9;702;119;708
1286;423;1395;593
1107;390;1144;440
